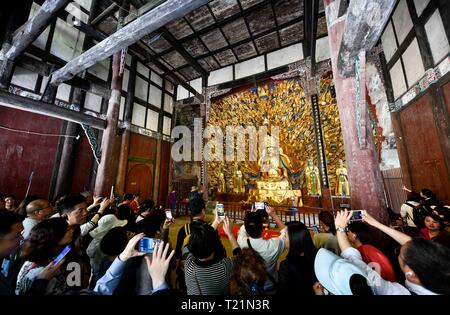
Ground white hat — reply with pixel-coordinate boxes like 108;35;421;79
89;214;127;239
314;248;369;295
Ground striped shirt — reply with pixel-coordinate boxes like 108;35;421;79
185;254;234;295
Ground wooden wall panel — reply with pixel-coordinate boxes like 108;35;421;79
0;107;62;201
129;133;157;159
399;93;450;203
71;132;95;193
126;162;153;200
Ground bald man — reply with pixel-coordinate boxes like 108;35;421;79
22;199;53;239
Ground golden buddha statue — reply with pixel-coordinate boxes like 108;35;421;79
335;159;350;196
258;132;291;180
305;158;321;195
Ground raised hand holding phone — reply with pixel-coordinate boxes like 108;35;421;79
38;256;67;281
119;233;146;261
216;203;225;218
350;210;365;222
139;237;160;254
165;209;173;222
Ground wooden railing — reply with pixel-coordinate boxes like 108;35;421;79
177;201;322;227
175;200;323;227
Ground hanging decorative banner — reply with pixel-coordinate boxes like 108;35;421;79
355;50;367;149
311;94;329;188
81;123;101;164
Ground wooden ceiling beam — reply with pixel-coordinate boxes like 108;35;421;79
50;0;210;85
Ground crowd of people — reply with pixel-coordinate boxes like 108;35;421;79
0;187;449;296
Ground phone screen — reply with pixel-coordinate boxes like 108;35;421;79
216;203;225;217
350;210;365;222
254;202;265;211
53;244;71;266
165;209;173;220
139;237;159;254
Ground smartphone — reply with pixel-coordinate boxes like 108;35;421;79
139;237;160;254
350;210;365;222
52;244;71;266
165;209;173;221
216;203;225;217
254;202;265;211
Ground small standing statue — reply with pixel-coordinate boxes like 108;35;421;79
233;166;245;193
305;158;321;195
218;170;226;193
335;159;350;196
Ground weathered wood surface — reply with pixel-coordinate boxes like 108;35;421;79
337;0;396;77
50;0;210;85
0;89;106;129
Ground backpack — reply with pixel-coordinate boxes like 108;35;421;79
181;223;191;257
175;223;192;294
412;206;429;229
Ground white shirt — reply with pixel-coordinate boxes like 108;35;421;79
341;247;437;295
237;225;285;283
400;201;420;227
22;217;40;239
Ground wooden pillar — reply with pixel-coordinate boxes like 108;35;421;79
94;4;127;196
153;138;162;202
116;56;137;196
324;0;388;222
53;121;79;198
201;77;208;201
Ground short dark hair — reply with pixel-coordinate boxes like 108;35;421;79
135;214;164;238
190;198;205;217
123;194;134;201
423;212;445;230
188;223;218;259
100;227;128;256
140;199;155;212
347;222;372;244
403;238;450;294
56;194;87;216
319;211;336;235
420;189;435;199
0;211;24;237
244;212;263;238
21;218;69;263
349;274;373;295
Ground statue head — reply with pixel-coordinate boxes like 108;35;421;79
307;158;313;166
338;159;343;167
